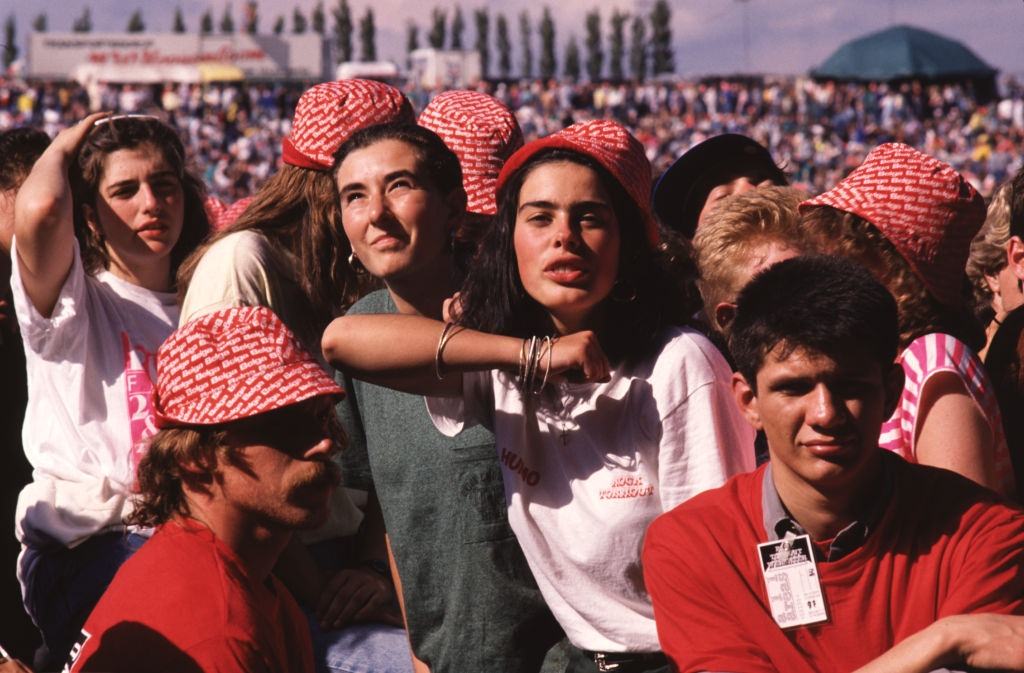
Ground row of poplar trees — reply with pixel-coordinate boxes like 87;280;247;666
409;1;674;81
6;1;675;81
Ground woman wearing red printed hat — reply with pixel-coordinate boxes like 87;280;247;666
324;119;755;672
179;79;414;340
10;113;210;669
178;80;416;673
801;143;1017;500
331;97;565;673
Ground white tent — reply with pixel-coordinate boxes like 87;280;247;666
335;61;401;82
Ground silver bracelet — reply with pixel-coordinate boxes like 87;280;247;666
434;322;458;380
524;335;539;391
535;336;555;394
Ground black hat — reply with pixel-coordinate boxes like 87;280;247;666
652;134;787;238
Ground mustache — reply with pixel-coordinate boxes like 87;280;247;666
292;461;342;491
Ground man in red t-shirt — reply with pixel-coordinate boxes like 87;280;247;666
66;307;346;673
643;256;1024;673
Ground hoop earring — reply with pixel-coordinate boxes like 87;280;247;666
348;251;365;273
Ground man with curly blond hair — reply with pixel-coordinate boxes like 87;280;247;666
692;185;813;341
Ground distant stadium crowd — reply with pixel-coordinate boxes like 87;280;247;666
2;75;1022;202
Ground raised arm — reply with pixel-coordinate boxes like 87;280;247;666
14;112;108;317
321;314;610;397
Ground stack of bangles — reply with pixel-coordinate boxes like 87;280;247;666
433;323;556;394
517;335;556;394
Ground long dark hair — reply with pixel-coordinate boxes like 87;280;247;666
71;116;210;285
457;149;689;365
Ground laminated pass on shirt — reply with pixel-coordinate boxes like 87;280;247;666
757;534;828;629
122;331;159;489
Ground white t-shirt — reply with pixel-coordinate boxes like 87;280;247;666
181;230;364;541
11;239;178;549
428;326;755;651
180;229;317;350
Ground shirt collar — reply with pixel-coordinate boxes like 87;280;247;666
761;459;892;562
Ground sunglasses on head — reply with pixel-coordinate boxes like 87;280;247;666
92;114;163;128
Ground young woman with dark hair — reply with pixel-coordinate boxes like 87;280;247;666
457;147;690;364
324;120;754;673
11;113;211;668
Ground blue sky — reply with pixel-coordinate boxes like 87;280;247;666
3;0;1021;77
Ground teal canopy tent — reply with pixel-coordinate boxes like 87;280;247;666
811;25;997;98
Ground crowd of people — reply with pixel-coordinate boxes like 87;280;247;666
2;75;1023;203
0;74;1023;673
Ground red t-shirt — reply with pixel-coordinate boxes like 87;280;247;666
642;454;1024;673
67;519;314;673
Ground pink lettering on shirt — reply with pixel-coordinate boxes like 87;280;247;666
122;332;159;488
500;447;541;486
599;473;655;500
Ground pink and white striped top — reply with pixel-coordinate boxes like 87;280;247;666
880;332;1015;496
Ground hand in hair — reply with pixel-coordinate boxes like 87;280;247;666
14;111;110;317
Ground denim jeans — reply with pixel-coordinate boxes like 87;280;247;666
304;608;413;673
302;539;413;673
20;531;148;671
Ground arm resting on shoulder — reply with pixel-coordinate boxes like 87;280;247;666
322;314;610;398
322;314;512;397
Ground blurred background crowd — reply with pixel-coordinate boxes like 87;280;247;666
3;76;1021;203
